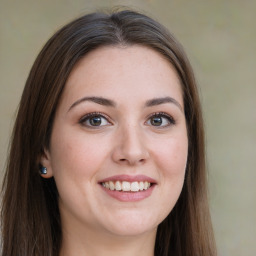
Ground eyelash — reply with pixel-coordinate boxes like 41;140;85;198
79;111;176;128
146;112;176;127
79;112;112;128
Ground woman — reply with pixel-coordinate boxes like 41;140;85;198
1;9;217;256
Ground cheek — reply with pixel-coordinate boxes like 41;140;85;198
49;130;110;181
155;136;188;173
48;132;110;211
152;134;188;198
148;135;188;222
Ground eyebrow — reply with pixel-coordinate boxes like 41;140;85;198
145;97;183;111
68;96;183;112
68;96;116;111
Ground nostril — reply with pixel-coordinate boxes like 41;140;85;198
119;158;145;163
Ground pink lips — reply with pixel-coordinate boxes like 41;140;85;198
99;175;157;202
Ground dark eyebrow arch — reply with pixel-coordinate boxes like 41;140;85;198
68;96;116;111
145;97;183;111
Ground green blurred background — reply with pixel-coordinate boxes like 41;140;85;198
0;0;255;255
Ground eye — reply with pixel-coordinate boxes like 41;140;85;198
79;112;111;128
146;112;175;127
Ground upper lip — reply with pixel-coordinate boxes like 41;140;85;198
99;175;157;184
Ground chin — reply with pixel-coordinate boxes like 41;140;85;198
108;224;157;237
100;212;159;237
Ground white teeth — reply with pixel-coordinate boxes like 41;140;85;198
144;181;150;189
101;181;152;192
122;181;131;191
131;182;139;192
115;181;122;191
109;181;115;191
139;181;144;191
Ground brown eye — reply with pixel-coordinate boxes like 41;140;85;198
89;116;102;126
146;113;175;128
150;116;163;126
80;113;111;128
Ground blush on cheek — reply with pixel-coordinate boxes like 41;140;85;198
157;141;187;172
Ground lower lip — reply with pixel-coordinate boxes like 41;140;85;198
100;184;155;202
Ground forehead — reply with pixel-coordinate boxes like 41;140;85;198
61;45;183;109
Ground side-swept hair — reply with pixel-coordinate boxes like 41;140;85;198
1;9;216;256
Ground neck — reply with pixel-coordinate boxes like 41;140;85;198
60;226;156;256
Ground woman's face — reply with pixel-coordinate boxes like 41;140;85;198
41;45;188;237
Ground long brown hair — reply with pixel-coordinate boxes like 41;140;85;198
1;9;216;256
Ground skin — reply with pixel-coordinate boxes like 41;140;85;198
41;45;188;256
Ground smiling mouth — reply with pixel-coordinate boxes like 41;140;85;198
101;181;152;192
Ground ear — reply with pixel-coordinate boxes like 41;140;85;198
39;148;54;178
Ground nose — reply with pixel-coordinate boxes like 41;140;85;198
111;124;149;166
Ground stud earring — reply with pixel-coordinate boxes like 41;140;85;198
39;165;47;175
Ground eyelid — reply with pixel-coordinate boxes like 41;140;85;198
79;112;113;127
145;112;176;126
